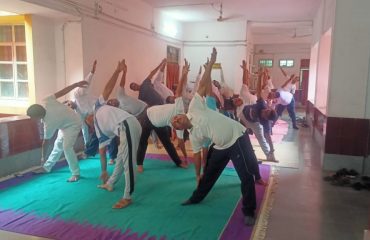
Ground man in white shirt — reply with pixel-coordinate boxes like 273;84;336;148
137;60;190;172
268;89;298;129
94;60;142;209
171;48;263;226
27;81;88;182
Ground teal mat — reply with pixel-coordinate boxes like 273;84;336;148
0;157;241;239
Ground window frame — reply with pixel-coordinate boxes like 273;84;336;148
279;59;295;68
258;59;273;68
0;23;28;100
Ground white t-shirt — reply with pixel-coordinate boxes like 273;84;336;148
153;72;174;102
283;82;296;95
187;93;246;153
94;95;134;148
237;84;257;117
276;89;293;106
147;97;184;128
73;72;96;115
42;95;82;139
117;88;147;116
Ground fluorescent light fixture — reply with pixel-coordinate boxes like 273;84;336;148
0;10;18;16
163;22;178;38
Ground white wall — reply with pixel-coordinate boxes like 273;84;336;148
327;0;370;118
253;43;310;88
31;15;59;103
81;17;183;99
182;21;247;93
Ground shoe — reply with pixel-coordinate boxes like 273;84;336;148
244;215;255;226
331;176;350;186
351;182;365;191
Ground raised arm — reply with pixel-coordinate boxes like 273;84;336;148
281;74;295;89
54;81;88;99
102;59;126;101
256;67;264;99
279;66;288;78
119;60;128;88
197;48;217;97
241;60;249;86
146;58;166;81
176;59;190;98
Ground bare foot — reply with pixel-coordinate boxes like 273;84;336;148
178;161;188;169
67;175;80;182
137;165;144;173
112;198;132;209
32;166;47;174
256;179;268;186
97;183;113;191
100;171;109;184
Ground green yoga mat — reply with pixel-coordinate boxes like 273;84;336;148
0;157;241;239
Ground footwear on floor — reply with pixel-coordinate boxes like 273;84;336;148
112;198;132;209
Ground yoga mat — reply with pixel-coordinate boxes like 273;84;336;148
0;157;269;240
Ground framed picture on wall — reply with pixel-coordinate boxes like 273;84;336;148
167;46;180;63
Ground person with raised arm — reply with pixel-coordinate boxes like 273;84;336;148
171;48;263;226
152;59;175;103
93;59;142;209
135;59;191;172
239;65;278;163
27;81;88;182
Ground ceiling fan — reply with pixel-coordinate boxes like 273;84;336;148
214;2;239;22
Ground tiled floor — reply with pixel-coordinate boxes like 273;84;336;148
265;122;370;240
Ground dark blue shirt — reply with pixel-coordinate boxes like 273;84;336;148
138;79;164;106
242;98;271;134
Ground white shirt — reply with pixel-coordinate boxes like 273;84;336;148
220;82;234;99
153;71;174;102
187;93;246;153
276;89;293;106
74;72;96;115
283;82;296;95
117;88;147;117
42;95;82;139
237;84;257;117
94;95;134;148
147;97;185;139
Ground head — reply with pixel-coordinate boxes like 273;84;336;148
166;96;175;104
171;114;192;130
26;104;46;120
129;82;140;91
107;98;119;108
63;100;77;110
261;108;278;121
267;91;280;100
232;97;243;107
212;80;221;89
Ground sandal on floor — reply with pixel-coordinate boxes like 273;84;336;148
112;199;132;209
67;175;80;182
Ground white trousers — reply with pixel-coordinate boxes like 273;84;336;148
240;113;270;156
107;117;142;199
43;124;81;176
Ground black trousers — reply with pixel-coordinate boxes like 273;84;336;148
136;111;181;166
189;133;258;217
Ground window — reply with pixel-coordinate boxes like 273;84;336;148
258;59;273;67
0;24;28;99
167;45;180;64
279;59;294;67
